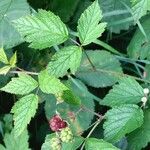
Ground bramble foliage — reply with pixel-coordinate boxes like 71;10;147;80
0;0;150;149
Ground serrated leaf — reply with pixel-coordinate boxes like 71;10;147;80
44;79;95;135
85;138;120;150
0;145;6;150
103;104;144;143
76;50;122;87
127;17;150;59
101;77;144;107
0;66;11;75
41;134;84;150
127;109;150;150
77;0;107;45
0;48;9;64
99;0;133;33
0;0;30;49
47;46;82;77
62;90;81;106
1;73;38;95
13;9;68;50
11;94;38;137
38;70;68;95
9;52;17;67
57;79;95;135
3;129;30;150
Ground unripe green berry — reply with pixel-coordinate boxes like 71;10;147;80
60;127;73;143
141;97;147;103
144;88;149;95
50;137;61;150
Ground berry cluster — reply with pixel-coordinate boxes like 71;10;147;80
50;137;61;150
49;115;74;150
60;127;73;143
49;115;67;131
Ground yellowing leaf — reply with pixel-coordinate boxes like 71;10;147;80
0;48;9;64
9;52;17;67
0;66;11;75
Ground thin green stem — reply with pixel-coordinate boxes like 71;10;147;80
53;45;60;51
83;50;96;71
70;38;81;46
93;39;124;56
10;70;39;76
81;106;101;118
80;117;104;150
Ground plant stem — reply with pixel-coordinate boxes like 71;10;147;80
80;117;104;150
93;39;124;56
82;50;150;84
95;68;150;84
10;70;39;76
83;50;96;71
70;38;81;46
82;106;102;118
53;45;60;51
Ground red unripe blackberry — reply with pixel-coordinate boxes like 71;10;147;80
49;115;67;132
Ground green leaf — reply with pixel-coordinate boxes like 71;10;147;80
57;79;95;135
131;0;150;22
41;134;84;150
77;0;106;45
127;109;150;150
9;52;17;68
11;94;38;137
127;17;150;59
0;66;11;75
103;104;144;143
85;138;120;150
0;48;9;64
1;73;38;95
3;129;30;150
47;46;82;77
100;77;144;107
62;136;84;150
0;0;30;49
41;134;55;150
0;145;6;150
44;79;95;135
13;9;68;50
62;90;81;106
44;94;57;119
76;50;122;87
38;70;68;95
99;0;133;33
